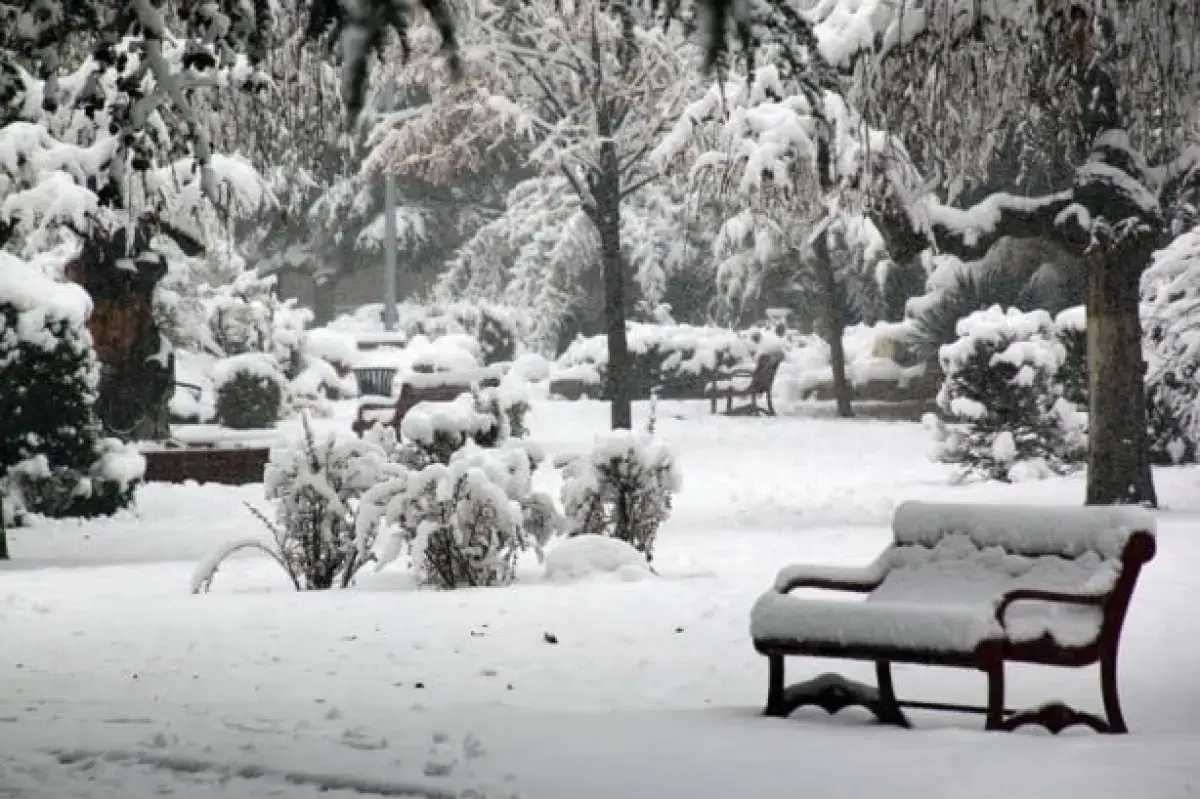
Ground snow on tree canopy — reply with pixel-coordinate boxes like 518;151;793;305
0;253;93;331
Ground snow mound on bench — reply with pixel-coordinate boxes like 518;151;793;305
544;535;651;583
752;532;1121;652
893;501;1155;559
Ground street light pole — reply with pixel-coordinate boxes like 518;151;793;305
382;167;398;332
381;83;398;333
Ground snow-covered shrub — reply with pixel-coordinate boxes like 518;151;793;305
1054;306;1088;407
1141;228;1200;465
0;259;143;521
212;353;286;429
934;306;1085;482
371;441;559;589
555;323;785;399
193;417;405;593
510;352;553;383
560;431;680;562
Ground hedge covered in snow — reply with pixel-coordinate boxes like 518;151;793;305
553;323;786;400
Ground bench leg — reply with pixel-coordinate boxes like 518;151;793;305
997;653;1121;734
985;662;1006;731
1101;649;1128;734
762;660;909;727
765;655;787;717
874;661;912;728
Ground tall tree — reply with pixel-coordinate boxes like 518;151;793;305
368;0;692;430
680;0;1200;506
2;9;271;439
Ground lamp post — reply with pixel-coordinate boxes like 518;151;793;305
381;84;398;332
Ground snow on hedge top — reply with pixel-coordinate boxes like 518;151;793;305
0;251;92;326
304;328;360;367
556;323;784;374
400;394;497;447
1054;305;1086;333
211;352;286;389
939;306;1064;374
892;501;1155;559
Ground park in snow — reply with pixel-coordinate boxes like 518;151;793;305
3;398;1199;799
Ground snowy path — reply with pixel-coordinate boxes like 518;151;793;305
3;401;1199;797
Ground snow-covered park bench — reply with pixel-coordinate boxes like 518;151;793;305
703;351;785;416
351;367;502;437
750;501;1157;734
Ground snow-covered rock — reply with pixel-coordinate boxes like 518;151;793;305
544;535;652;583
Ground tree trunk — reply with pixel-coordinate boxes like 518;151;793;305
313;274;337;326
0;514;7;560
811;229;853;418
594;141;633;431
66;229;175;443
1084;251;1157;506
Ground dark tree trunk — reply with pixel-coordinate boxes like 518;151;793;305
65;226;180;443
1083;247;1157;506
313;274;337;326
811;229;853;418
591;140;633;431
0;516;7;560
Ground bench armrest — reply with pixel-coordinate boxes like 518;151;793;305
356;401;396;414
772;553;890;594
994;589;1106;626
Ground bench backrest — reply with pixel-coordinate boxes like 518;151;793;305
878;501;1157;650
750;351;786;392
891;501;1155;561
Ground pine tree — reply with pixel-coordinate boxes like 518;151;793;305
0;280;141;523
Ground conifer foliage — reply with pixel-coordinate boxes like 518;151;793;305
0;259;143;538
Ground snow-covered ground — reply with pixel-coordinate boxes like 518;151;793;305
3;399;1199;798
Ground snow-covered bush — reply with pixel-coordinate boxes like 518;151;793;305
560;431;680;562
0;259;143;521
193;417;405;593
1054;306;1088;407
1142;228;1200;465
389;443;548;589
555;323;786;400
933;306;1086;482
212;353;286;429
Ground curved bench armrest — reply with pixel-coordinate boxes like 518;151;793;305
994;589;1107;626
773;552;890;594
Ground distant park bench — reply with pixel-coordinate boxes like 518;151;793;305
351;367;503;437
703;351;785;416
750;501;1156;734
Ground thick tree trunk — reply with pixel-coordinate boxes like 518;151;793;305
1085;251;1157;506
811;230;853;418
66;230;174;443
593;142;633;431
313;275;337;326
